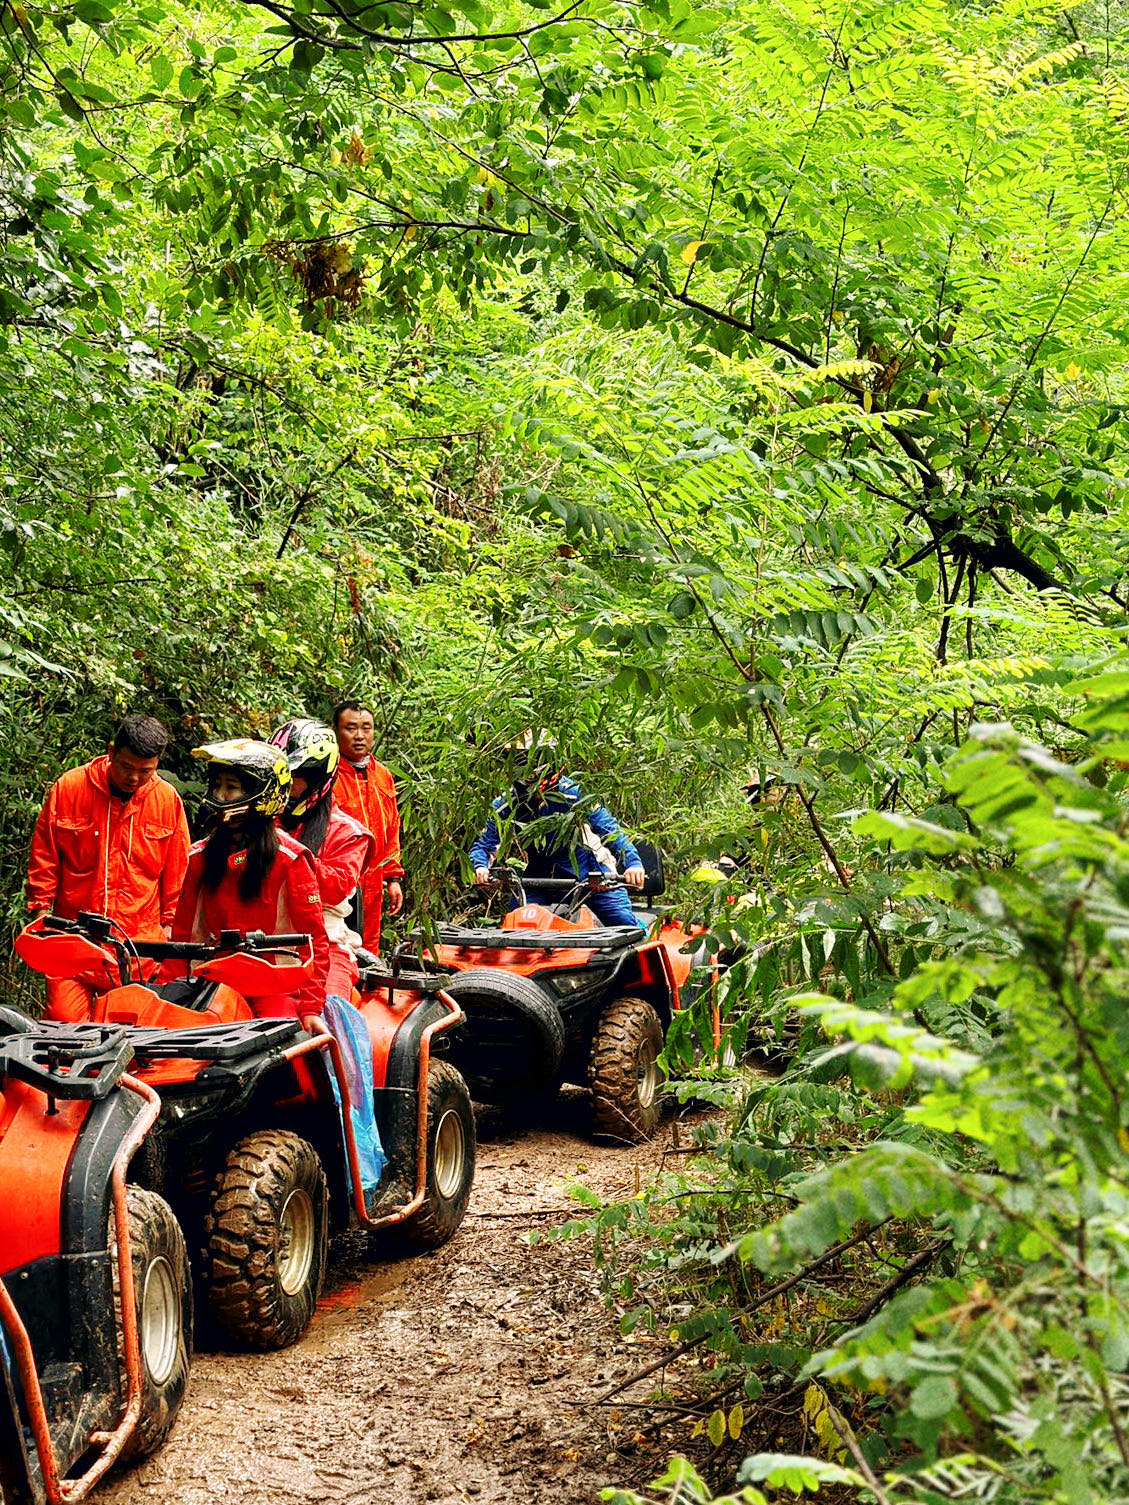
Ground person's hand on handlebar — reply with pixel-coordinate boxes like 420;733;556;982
473;867;492;887
623;865;646;890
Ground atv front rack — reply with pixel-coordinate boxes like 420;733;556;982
0;1022;132;1101
408;924;643;952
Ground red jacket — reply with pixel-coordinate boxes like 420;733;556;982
334;758;403;948
26;756;189;937
307;805;373;998
172;828;330;1018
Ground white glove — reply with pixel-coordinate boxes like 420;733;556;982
473;867;492;886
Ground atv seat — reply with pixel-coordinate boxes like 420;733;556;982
411;924;642;952
153;976;220;1010
633;839;666;898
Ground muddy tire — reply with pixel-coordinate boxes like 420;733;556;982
401;1062;476;1247
113;1185;193;1463
589;996;665;1143
444;968;565;1100
203;1130;328;1351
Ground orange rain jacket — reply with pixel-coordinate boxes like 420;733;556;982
26;755;190;936
334;758;403;949
171;829;330;1019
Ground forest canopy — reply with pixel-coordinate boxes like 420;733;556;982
4;0;1129;1496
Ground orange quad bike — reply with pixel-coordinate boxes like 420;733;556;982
0;1009;192;1505
15;912;475;1354
394;845;721;1143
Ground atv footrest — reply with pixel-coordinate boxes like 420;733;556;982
410;925;643;952
127;1018;303;1062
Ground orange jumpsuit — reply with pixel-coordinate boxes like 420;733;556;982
333;759;403;950
26;756;190;1022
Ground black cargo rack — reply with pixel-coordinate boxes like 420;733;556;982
408;925;642;953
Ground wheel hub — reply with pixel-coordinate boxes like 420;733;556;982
433;1107;466;1200
637;1041;659;1109
278;1188;315;1296
139;1255;179;1386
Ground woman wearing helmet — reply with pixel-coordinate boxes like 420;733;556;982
169;739;330;1021
269;719;374;1000
271;718;386;1206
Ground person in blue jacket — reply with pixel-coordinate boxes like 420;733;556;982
469;738;646;929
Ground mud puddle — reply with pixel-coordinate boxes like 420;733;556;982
101;1093;710;1505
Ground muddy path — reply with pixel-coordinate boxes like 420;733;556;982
102;1094;707;1505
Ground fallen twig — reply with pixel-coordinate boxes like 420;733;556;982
843;1239;950;1326
826;1400;894;1505
585;1220;891;1406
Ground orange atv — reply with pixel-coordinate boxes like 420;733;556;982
396;850;718;1142
0;1010;191;1504
15;912;475;1352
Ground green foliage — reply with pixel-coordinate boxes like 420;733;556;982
584;664;1129;1501
4;0;1129;1491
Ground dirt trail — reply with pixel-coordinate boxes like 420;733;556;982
102;1095;703;1505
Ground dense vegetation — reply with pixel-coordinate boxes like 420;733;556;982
4;0;1129;1495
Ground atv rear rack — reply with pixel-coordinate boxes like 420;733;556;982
356;965;451;994
126;1018;303;1063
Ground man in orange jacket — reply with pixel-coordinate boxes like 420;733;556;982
25;715;191;1021
332;701;403;955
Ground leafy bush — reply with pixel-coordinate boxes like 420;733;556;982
592;663;1129;1502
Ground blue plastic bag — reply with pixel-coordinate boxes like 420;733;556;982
323;994;386;1211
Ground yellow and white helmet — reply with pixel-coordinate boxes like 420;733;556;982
194;739;292;821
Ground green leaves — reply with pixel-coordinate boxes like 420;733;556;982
909;1373;957;1420
735;1141;958;1274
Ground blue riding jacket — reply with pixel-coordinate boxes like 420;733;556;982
468;774;642;880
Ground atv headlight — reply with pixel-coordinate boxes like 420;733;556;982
544;964;612;996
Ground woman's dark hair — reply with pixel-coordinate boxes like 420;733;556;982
288;797;331;856
201;819;280;902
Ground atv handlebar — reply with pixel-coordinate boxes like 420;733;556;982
476;871;625;893
41;912;310;961
22;913;315;991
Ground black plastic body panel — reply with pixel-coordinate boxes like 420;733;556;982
0;1083;146;1501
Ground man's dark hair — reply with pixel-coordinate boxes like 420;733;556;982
113;715;169;759
332;700;372;729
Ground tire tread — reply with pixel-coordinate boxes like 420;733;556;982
204;1129;327;1351
589;996;664;1143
